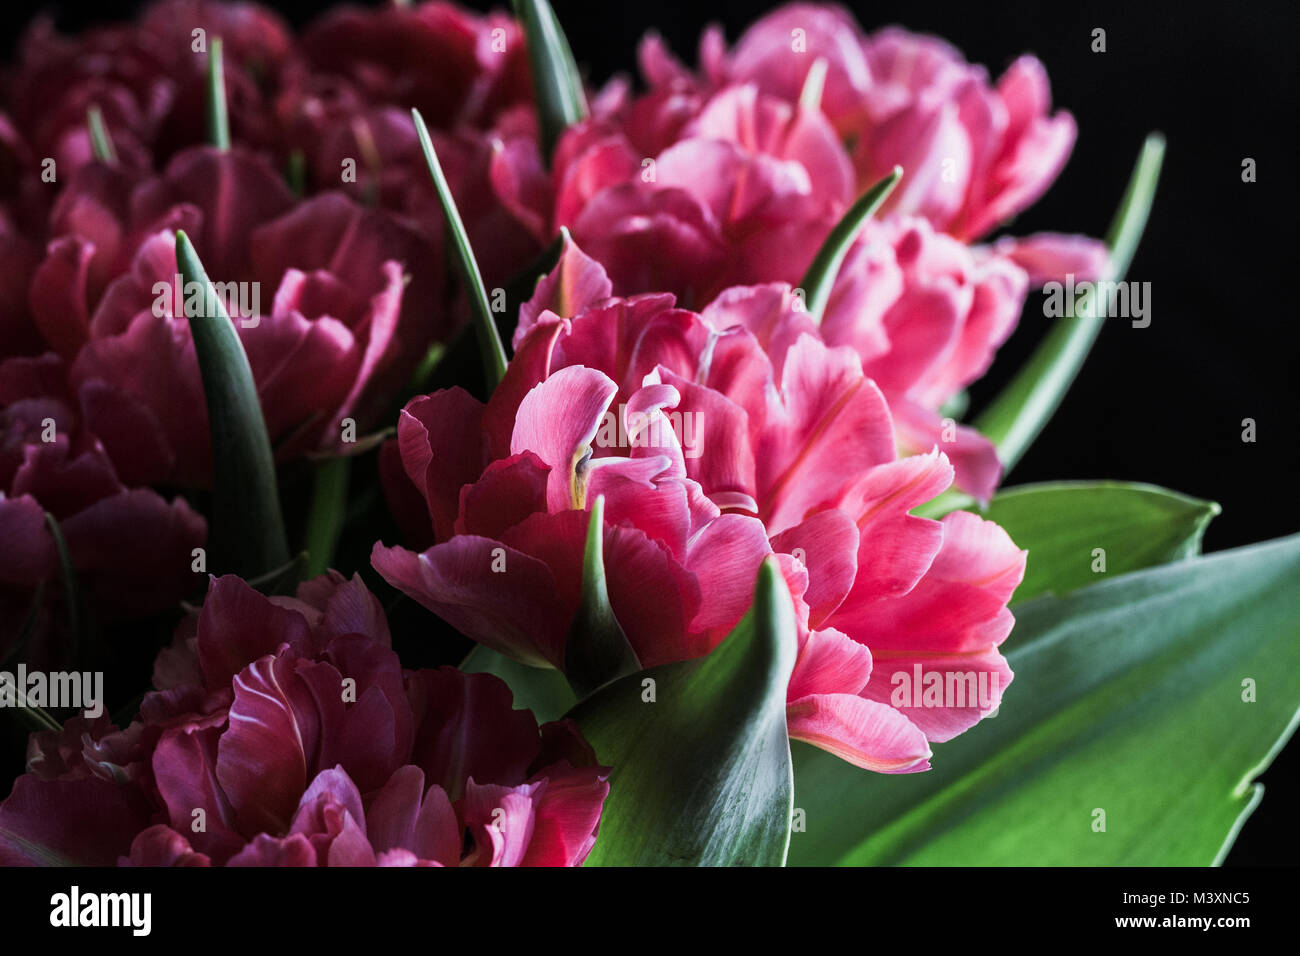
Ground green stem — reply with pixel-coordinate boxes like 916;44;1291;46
303;456;351;578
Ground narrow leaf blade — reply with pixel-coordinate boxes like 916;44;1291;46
799;166;902;321
513;0;588;159
42;512;85;662
175;230;290;580
411;108;509;391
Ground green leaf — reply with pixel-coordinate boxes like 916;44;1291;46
303;456;350;578
175;230;290;580
974;132;1165;473
411;108;509;391
564;496;641;698
513;0;588;160
984;481;1219;606
570;558;797;866
86;106;117;165
206;37;230;150
460;644;576;724
788;532;1300;866
800;166;902;322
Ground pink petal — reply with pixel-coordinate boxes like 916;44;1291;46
510;365;618;512
787;693;931;773
371;538;565;668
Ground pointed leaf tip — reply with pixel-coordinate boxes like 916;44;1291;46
513;0;588;159
175;230;290;582
411;108;509;391
569;557;797;866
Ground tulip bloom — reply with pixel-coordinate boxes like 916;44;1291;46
641;5;1095;245
524;11;1107;500
23;145;439;487
375;240;1025;773
0;352;205;666
0;573;608;866
5;0;292;184
276;0;549;288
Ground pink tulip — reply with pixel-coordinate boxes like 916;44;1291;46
0;573;608;866
543;21;1106;502
643;5;1093;245
375;239;1026;772
6;1;292;184
548;82;852;305
276;2;547;289
22;145;440;487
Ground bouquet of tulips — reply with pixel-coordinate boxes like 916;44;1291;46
0;0;1294;869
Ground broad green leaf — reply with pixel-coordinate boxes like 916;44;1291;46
800;166;902;321
175;230;290;580
411;108;509;391
303;456;350;578
513;0;588;160
460;644;576;724
86;106;117;164
564;496;641;698
206;37;230;150
984;481;1219;606
974;133;1165;473
571;558;796;866
788;532;1300;866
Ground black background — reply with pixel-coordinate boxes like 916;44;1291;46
1;0;1296;865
